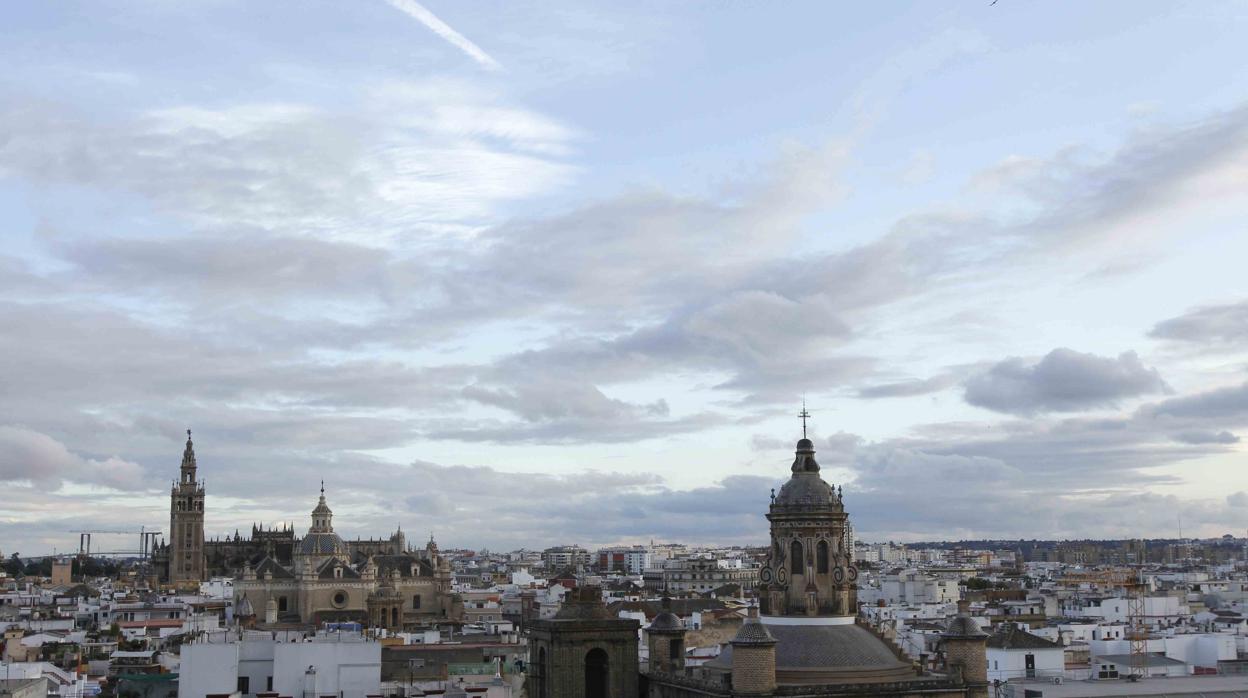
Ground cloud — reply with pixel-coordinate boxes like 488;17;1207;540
858;374;958;399
1171;430;1239;445
0;85;573;243
1147;382;1248;420
964;349;1169;415
6;65;1248;553
0;426;147;491
1149;300;1248;347
383;0;502;71
969;103;1248;250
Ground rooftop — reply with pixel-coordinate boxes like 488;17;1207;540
1010;675;1248;698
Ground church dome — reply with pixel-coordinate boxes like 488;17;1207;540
299;532;348;556
649;597;684;633
301;482;345;556
944;614;987;639
772;439;841;509
708;621;914;684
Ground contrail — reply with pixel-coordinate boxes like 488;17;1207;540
383;0;502;71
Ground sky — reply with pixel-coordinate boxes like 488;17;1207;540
2;1;1248;556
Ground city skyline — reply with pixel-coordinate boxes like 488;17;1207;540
3;1;1248;555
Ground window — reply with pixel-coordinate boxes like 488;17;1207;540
266;677;273;692
237;676;249;694
332;590;348;608
585;648;609;698
817;541;829;574
278;596;288;612
790;541;804;573
412;594;421;609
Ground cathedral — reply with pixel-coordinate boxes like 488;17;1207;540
155;431;462;628
233;485;462;627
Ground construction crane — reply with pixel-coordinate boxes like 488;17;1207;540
1125;571;1148;680
1057;568;1148;678
73;528;163;560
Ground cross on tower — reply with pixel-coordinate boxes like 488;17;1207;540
799;403;811;438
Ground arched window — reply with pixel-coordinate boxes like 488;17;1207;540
585;648;609;698
536;647;548;698
817;540;829;574
790;541;804;573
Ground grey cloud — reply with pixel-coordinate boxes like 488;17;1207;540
0;425;148;491
858;374;957;399
974;104;1248;250
1171;430;1239;445
463;380;669;423
964;348;1169;415
58;234;394;305
1150;300;1248;346
1147;382;1248;420
421;412;723;445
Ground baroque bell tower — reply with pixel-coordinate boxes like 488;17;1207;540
758;409;859;617
169;429;205;585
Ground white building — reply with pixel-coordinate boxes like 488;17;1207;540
178;631;381;698
1080;596;1187;627
986;623;1066;682
875;570;961;605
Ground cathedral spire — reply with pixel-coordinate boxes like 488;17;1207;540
180;428;197;483
310;482;333;532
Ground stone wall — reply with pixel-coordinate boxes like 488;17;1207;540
731;644;776;695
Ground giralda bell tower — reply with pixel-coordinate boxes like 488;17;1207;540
169;429;206;585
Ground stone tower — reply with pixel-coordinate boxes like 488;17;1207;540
646;597;687;674
730;616;778;696
526;586;639;698
942;602;988;698
169;429;206;585
758;427;858;617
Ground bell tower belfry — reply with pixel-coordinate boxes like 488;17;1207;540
758;410;858;617
169;429;206;585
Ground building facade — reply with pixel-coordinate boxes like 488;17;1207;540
661;557;758;595
233;487;462;628
526;586;640;698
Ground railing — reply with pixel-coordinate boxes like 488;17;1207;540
773;677;965;695
642;670;966;697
